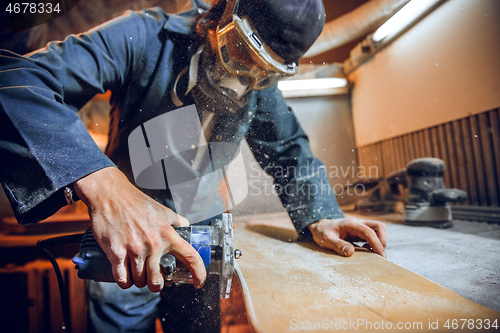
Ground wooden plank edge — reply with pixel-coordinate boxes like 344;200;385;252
234;262;261;333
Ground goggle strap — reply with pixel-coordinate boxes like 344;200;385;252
171;46;204;108
187;46;204;95
219;0;239;27
171;67;188;107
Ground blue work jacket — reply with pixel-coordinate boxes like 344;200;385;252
0;7;343;235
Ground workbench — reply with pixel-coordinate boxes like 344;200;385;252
231;212;500;333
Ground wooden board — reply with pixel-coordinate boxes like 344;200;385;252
232;215;499;332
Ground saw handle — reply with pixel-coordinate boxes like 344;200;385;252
72;227;203;283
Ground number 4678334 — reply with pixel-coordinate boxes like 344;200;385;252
5;2;61;14
444;319;498;330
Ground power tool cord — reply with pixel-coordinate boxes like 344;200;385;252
37;233;85;333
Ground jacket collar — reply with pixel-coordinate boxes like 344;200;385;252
163;9;200;36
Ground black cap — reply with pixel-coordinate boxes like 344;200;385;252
237;0;325;64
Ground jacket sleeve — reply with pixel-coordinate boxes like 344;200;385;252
246;85;344;237
0;10;157;225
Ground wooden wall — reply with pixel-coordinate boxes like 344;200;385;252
357;108;500;207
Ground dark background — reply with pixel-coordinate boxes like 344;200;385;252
0;0;370;64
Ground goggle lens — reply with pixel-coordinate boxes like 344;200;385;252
215;16;297;90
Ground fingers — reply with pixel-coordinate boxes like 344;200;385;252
168;234;207;289
142;222;206;291
94;228;134;289
348;222;386;258
309;218;387;258
364;220;387;248
130;256;147;289
107;249;133;289
319;236;355;257
146;255;164;292
170;213;189;227
153;214;205;290
107;231;206;292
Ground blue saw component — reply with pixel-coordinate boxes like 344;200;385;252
190;228;212;268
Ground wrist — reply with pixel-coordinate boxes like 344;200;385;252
308;219;325;231
74;166;119;206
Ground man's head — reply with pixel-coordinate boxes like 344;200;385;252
191;0;325;113
198;0;325;63
234;0;325;64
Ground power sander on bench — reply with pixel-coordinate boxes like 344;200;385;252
350;158;467;228
403;158;467;228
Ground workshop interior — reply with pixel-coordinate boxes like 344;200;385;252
1;0;499;332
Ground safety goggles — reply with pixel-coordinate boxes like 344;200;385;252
214;2;297;90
